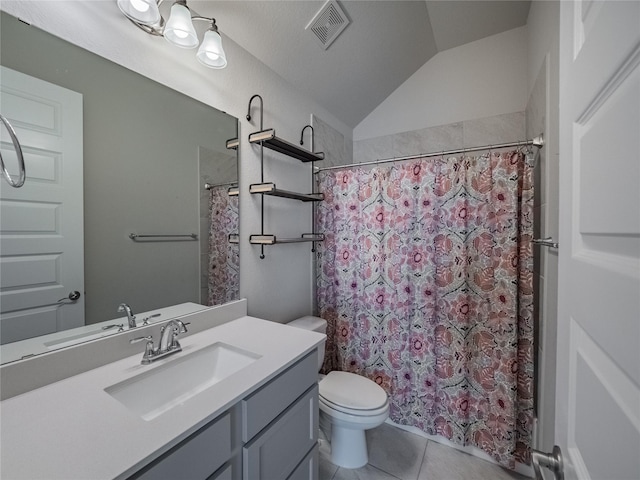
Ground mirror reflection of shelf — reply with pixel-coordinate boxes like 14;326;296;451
249;182;323;202
226;138;239;150
248;129;325;163
228;234;239;244
249;234;325;245
228;187;239;196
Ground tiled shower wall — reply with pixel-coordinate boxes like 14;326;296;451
352;111;525;165
311;114;354;168
313;111;527;170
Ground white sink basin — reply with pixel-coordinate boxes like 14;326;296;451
105;343;260;421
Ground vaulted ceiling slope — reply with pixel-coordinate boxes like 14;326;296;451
194;1;531;128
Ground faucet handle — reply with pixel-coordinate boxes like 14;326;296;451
163;320;189;350
177;321;190;333
130;335;153;344
130;335;155;361
102;323;124;332
141;313;161;326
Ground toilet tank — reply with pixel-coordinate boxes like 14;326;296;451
287;316;326;371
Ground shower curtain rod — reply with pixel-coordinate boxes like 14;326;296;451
314;134;544;173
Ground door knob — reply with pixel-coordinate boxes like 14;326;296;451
57;291;81;304
532;445;563;480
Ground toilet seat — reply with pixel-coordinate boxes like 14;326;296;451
319;371;389;416
319;395;389;418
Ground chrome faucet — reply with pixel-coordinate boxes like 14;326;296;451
117;303;136;328
130;319;189;365
159;319;189;353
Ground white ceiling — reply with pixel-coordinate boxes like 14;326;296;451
190;0;532;128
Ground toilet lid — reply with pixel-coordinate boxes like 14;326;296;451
319;371;388;411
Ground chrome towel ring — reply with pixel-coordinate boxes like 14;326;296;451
0;113;26;188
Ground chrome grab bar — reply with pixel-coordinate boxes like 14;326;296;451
0;113;26;188
532;446;564;480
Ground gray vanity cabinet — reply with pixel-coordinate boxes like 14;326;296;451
131;412;232;480
129;350;319;480
241;349;318;480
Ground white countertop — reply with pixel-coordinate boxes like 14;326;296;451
0;316;324;480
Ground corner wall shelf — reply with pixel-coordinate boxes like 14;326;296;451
249;182;324;202
248;129;325;163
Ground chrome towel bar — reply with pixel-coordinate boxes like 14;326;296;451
129;233;198;241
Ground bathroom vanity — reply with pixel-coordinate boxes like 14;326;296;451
0;305;324;480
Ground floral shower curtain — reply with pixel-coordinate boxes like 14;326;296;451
315;151;534;469
207;186;239;306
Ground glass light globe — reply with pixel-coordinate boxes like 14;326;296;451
117;0;160;26
196;29;227;68
164;3;198;49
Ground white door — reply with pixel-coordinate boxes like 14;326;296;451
0;66;84;344
556;1;639;479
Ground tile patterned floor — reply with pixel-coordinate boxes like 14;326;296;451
319;423;530;480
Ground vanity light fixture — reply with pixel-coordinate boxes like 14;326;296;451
117;0;227;69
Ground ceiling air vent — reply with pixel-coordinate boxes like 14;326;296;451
305;0;350;50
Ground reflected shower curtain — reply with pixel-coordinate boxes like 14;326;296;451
315;151;534;469
207;186;239;306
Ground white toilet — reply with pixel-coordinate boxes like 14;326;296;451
288;316;389;469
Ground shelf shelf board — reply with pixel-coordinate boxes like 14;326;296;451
228;187;239;197
228;234;239;244
248;129;324;163
249;234;325;245
249;182;324;202
226;138;239;150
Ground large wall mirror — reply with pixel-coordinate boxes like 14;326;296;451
0;12;239;363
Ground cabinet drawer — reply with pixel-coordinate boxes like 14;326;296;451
132;413;231;480
207;463;232;480
243;385;318;480
242;351;316;442
287;443;319;480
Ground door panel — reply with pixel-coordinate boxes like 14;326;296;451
557;1;640;479
0;66;84;343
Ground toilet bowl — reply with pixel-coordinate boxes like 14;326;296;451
287;316;390;469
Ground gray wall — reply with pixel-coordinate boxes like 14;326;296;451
0;13;237;324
